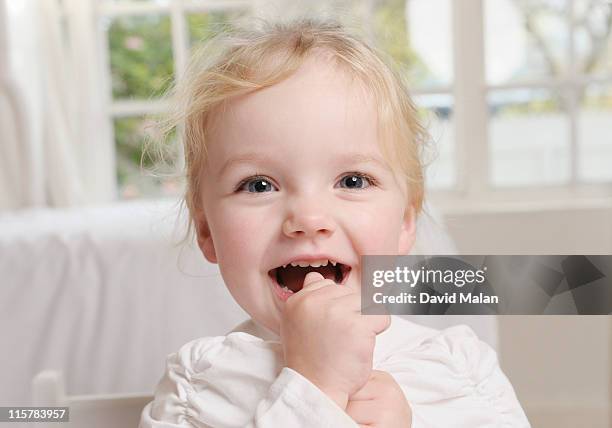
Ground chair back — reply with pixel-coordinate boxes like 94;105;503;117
32;370;152;428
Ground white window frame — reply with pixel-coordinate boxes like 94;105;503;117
93;0;612;209
437;0;612;214
97;0;254;118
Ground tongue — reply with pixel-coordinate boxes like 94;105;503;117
278;265;337;292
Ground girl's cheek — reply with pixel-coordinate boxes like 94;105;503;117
344;201;405;251
212;211;261;262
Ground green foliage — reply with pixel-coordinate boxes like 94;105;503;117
109;14;175;196
109;15;174;99
114;116;180;198
372;0;433;87
582;87;612;109
187;10;243;48
115;117;149;195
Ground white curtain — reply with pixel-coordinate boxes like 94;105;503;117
0;0;115;210
0;0;44;208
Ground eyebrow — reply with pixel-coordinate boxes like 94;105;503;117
218;152;391;177
334;153;391;170
218;153;278;177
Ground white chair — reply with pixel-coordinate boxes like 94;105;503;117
32;370;152;428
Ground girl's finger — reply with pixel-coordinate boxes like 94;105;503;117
332;294;391;333
332;290;362;312
298;272;335;293
302;271;325;287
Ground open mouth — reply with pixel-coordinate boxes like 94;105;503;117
268;260;351;295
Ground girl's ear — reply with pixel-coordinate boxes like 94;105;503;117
398;205;417;255
195;212;218;264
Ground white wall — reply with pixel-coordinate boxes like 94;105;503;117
440;202;612;428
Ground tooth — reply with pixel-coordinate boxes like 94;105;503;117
282;264;287;268
321;260;328;266
331;261;337;266
310;262;321;267
290;262;299;267
298;262;309;267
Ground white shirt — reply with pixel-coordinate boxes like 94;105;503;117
139;316;530;427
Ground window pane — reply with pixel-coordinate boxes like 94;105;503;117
401;0;453;88
574;0;612;77
187;9;247;49
485;0;570;84
578;84;612;182
489;88;570;187
250;0;449;89
414;94;455;189
108;15;173;100
114;116;182;199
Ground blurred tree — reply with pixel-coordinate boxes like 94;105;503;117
115;116;180;198
513;0;612;110
515;0;611;77
109;15;174;99
188;10;244;48
372;0;433;87
108;13;176;196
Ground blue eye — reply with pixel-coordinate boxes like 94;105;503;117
338;173;374;190
238;177;277;193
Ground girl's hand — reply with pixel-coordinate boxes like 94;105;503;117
280;272;390;411
346;370;412;428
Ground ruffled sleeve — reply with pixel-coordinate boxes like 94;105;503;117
139;332;358;428
377;324;531;428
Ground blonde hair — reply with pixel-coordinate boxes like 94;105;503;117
162;17;429;238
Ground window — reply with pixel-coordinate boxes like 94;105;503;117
96;0;612;203
485;0;612;189
100;0;253;198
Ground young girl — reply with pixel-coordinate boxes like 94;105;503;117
139;18;530;427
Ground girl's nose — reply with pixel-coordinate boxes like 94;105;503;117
282;205;336;239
